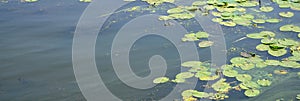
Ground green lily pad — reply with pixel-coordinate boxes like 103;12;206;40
171;78;186;83
246;33;265;39
269;43;286;50
169;13;195;20
279;24;295;32
278;38;299;46
176;72;194;79
153;77;169;83
167;7;184;14
181;61;202;68
260;31;276;37
257;79;272;86
182;33;198;42
195;71;211;78
265;60;282;66
223;69;238;77
256;44;270;51
266;18;281;23
192;91;210;98
198;41;214;47
199;75;219;81
298;33;300;38
192;1;206;6
220;21;237;27
261;38;277;44
274;69;288;75
244;89;260;97
268;49;287;57
252;19;266;24
181;89;198;97
279;11;294;18
230;57;248;64
211;79;231;92
280;61;300;68
212;18;223;23
242;81;260;89
293;26;300;32
236;74;252;82
256;62;268;68
195;31;209;38
158;16;173;21
260;6;274;12
25;0;38;2
240;63;255;70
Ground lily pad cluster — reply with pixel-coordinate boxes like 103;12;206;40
273;0;300;10
181;31;214;48
279;24;300;33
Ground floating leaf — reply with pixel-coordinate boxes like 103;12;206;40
236;74;252;82
261;38;277;44
223;69;238;77
195;31;209;38
242;81;260;89
182;33;198;42
211;79;231;93
279;11;294;18
274;69;288;75
257;79;272;86
260;31;276;37
181;90;198;97
192;91;210;98
268;49;287;57
153;77;169;83
260;6;274;12
256;44;270;51
167;7;184;14
256;62;268;68
280;24;295;32
199;75;219;81
198;41;214;47
176;72;194;79
278;38;299;46
230;57;248;64
266;18;281;23
280;61;300;68
244;89;260;97
220;21;236;27
265;60;281;66
252;19;266;24
212;18;223;23
240;63;255;70
192;1;206;6
171;78;186;83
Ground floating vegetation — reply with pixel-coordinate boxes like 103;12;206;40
279;12;294;18
198;41;214;48
252;19;266;24
274;70;288;75
236;74;252;82
211;79;231;93
266;18;281;23
260;6;274;12
257;79;272;86
244;89;260;97
24;0;38;2
176;72;194;79
153;77;169;83
280;24;300;32
297;94;300;100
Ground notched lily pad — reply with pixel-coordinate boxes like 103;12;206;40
279;11;294;18
236;74;252;82
257;79;272;86
260;6;274;12
176;72;194;79
245;89;260;97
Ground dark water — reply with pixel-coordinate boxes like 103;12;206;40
1;0;300;101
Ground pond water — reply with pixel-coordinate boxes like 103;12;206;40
0;0;300;101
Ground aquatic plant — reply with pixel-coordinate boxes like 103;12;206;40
257;79;272;86
198;41;214;48
244;89;260;97
153;77;169;83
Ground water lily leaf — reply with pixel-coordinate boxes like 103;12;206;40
268;49;287;57
256;62;268;68
260;6;274;12
265;60;282;66
246;33;266;39
182;61;202;68
230;57;248;64
261;38;277;44
153;77;169;83
195;31;209;38
242;81;260;89
181;90;198;97
256;44;270;51
167;7;184;14
195;71;211;78
245;89;260;97
241;14;255;20
280;61;300;68
239;1;258;7
278;38;299;46
298;33;300;38
257;79;272;86
211;79;231;92
252;19;266;24
25;0;38;2
240;63;255;70
293;26;300;32
223;69;238;77
169;13;195;20
198;41;214;47
171;78;186;83
269;43;286;50
279;11;294;18
212;18;223;22
192;1;206;6
236;74;252;82
280;24;295;32
192;91;210;98
274;69;288;75
203;5;215;10
176;72;194;79
182;33;198;42
266;18;281;23
260;31;276;37
211;11;221;17
199;75;219;81
220;21;236;27
158;16;173;21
